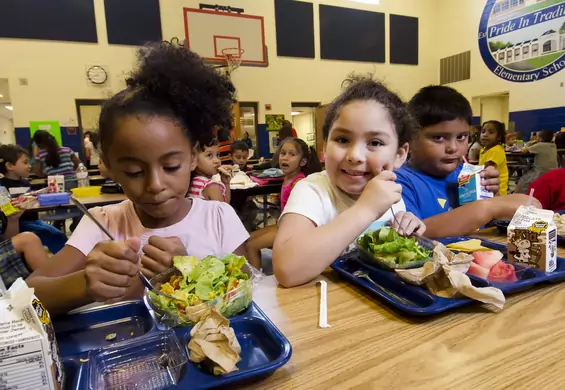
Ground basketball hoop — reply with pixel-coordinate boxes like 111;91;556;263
221;47;244;75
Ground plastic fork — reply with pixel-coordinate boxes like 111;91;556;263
70;195;183;303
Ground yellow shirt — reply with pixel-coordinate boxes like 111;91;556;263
479;144;508;195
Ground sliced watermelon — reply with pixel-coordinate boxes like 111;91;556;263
488;261;518;283
468;261;490;279
472;250;503;270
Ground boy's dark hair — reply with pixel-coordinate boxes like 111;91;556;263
483;120;506;144
537;129;554;142
98;42;236;156
89;132;100;150
279;120;293;141
323;76;418;146
230;140;249;154
408;85;472;128
279;138;322;176
217;128;232;142
32;130;60;168
0;144;28;174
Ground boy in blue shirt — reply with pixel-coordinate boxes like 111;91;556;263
396;85;539;238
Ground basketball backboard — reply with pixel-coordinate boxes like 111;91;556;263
183;8;267;67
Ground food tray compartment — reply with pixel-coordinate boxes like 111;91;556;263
145;262;257;327
332;237;565;316
177;303;293;389
53;300;153;357
87;330;187;390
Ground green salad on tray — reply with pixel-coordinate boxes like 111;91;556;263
148;254;253;325
357;226;432;267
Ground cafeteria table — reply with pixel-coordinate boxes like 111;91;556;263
236;229;565;389
29;175;108;190
23;193;127;213
230;182;282;214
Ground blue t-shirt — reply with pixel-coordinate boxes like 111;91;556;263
395;163;464;220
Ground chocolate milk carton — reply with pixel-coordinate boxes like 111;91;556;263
0;278;65;389
458;163;494;205
507;206;557;272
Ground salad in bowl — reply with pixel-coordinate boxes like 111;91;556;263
145;253;256;327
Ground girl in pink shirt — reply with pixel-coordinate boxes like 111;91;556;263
245;138;321;269
26;43;249;314
188;139;232;203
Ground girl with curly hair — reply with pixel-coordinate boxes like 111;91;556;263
26;43;249;313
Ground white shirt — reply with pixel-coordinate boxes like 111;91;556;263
281;171;406;232
67;198;249;258
85;140;100;166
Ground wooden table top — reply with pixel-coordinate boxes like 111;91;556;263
242;229;565;389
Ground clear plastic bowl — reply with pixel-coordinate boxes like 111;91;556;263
87;330;187;390
144;262;257;328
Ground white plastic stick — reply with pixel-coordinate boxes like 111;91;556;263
527;188;535;207
317;280;331;328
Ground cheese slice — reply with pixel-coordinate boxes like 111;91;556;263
446;239;491;253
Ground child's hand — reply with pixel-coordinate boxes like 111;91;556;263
356;171;402;219
490;194;542;220
480;166;500;194
85;237;140;302
141;236;187;279
218;165;232;186
7;210;24;220
392;211;426;236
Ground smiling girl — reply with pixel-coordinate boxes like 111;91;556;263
273;78;425;287
25;43;249;314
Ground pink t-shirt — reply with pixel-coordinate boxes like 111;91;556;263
67;198;249;258
189;176;226;201
280;173;305;211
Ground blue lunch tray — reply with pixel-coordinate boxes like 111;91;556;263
54;300;292;390
331;236;565;316
493;210;565;246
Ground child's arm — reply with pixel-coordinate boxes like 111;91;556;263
422;194;542;238
273;171;402;287
203;183;228;203
4;211;23;238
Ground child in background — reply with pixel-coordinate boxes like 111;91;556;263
479;120;508;195
230;141;251;171
395;85;538;238
273;78;425;287
505;132;517;151
32;130;81;191
0;145;67;254
189;139;233;203
0;217;50;289
516;129;558;194
25;43;249;314
467;125;481;162
528;169;565;211
84;132;101;168
246;138;321;269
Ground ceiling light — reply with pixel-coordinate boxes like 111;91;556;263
5;106;13;111
291;111;301;116
0;94;3;98
349;0;380;4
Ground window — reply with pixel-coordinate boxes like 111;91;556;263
543;41;552;52
499;52;505;60
523;46;529;54
493;3;501;13
507;51;513;61
511;0;518;8
501;0;509;11
532;43;538;55
519;0;525;4
515;48;520;56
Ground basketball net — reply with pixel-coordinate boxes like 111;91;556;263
221;48;244;77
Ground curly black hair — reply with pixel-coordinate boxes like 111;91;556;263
408;85;472;128
0;144;28;175
98;42;236;155
322;75;418;146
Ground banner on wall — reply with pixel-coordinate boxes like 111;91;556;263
29;121;62;145
479;0;565;82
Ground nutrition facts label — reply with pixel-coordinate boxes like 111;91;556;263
0;340;51;390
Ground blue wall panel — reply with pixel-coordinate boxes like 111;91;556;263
510;106;565;141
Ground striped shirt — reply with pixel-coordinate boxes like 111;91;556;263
189;176;226;200
36;146;77;181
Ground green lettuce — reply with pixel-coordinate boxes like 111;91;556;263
357;227;431;265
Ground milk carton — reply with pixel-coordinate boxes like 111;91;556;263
0;278;65;389
47;175;65;193
507;206;557;272
458;163;494;205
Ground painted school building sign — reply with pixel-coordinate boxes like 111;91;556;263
479;0;565;82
